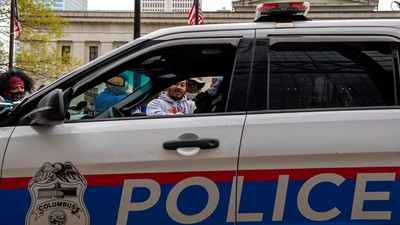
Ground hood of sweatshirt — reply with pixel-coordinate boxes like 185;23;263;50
158;93;188;105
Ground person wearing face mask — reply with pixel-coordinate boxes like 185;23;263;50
0;70;35;106
94;73;130;115
147;80;196;116
186;78;205;101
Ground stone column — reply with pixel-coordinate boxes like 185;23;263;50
101;42;114;57
72;41;85;64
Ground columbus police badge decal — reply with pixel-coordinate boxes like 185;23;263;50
26;162;89;225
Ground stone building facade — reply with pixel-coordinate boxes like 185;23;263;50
52;3;399;65
142;0;203;12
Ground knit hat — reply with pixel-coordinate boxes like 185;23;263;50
8;76;24;89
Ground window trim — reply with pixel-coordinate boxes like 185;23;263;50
248;36;400;112
67;38;243;120
269;35;400;46
247;106;400;115
394;44;400;105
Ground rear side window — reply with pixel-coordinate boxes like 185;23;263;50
249;41;397;111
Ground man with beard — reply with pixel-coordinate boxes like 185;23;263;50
147;80;196;115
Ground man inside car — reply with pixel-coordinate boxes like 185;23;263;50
146;80;196;115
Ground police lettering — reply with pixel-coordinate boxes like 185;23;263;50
117;172;396;224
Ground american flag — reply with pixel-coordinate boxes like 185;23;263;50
188;0;203;25
14;0;21;39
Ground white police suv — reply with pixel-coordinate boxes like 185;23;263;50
1;2;400;225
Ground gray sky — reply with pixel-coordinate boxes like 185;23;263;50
379;0;400;10
88;0;232;11
87;0;400;12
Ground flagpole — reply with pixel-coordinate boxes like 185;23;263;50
195;0;199;25
134;0;141;39
9;0;15;71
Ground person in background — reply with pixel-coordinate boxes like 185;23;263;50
0;70;35;104
147;80;196;115
186;78;205;100
193;76;224;113
205;76;223;96
94;73;130;115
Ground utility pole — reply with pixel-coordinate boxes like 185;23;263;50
195;0;199;25
9;0;15;71
134;0;141;39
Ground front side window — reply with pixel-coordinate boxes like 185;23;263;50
67;42;238;121
249;41;397;111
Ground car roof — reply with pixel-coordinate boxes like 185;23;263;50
140;19;400;40
35;18;400;100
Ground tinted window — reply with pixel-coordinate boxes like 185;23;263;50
270;42;395;109
249;41;397;111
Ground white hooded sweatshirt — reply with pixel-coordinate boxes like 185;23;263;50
146;93;196;116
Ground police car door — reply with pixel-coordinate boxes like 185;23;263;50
0;35;254;225
239;34;400;224
0;126;12;186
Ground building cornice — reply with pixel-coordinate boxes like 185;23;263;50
55;10;400;24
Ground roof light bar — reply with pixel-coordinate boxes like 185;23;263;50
254;2;310;22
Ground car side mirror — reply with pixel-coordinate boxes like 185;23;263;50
0;95;16;111
0;96;8;111
29;89;65;125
